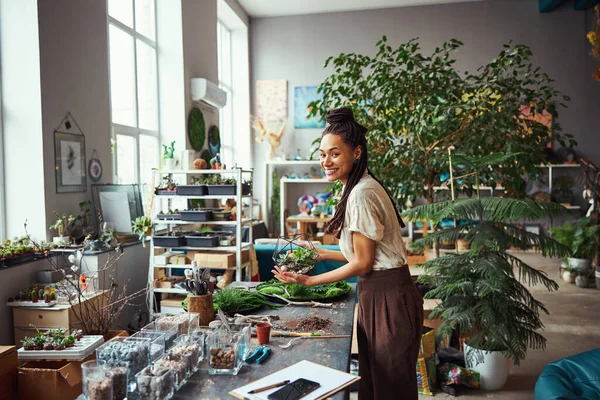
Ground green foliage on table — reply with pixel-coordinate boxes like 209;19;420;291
257;280;351;299
211;288;280;313
308;36;576;205
402;153;570;366
549;217;600;260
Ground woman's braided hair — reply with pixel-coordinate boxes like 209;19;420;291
323;107;405;238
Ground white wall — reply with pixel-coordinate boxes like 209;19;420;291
37;0;113;241
0;0;47;240
250;0;600;221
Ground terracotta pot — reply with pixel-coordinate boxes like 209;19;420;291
188;294;215;326
256;322;272;345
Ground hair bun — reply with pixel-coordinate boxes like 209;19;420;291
326;107;355;125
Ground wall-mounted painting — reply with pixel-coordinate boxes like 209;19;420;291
55;131;87;193
256;79;287;121
294;86;325;129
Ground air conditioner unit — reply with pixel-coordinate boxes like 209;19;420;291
191;78;227;109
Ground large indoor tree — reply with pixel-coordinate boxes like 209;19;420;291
308;36;576;205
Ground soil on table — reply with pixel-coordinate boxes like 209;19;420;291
275;316;333;332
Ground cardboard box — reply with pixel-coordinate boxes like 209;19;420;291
169;255;188;265
154;276;185;288
18;355;93;400
194;250;249;270
155;250;184;265
161;295;186;315
0;346;16;400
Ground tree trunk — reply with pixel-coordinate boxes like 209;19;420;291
188;294;215;326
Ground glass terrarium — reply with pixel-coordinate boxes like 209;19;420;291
272;235;318;275
131;330;166;362
155;313;200;336
82;360;113;400
221;322;251;360
141;321;179;350
106;360;129;400
206;328;243;375
136;364;175;400
173;334;202;374
96;336;151;392
154;351;190;390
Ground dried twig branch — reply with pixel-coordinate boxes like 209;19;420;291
269;294;333;308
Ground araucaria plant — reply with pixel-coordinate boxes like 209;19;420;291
403;153;570;365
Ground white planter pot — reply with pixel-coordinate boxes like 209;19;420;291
567;258;592;271
562;270;575;283
464;343;510;391
53;236;70;246
575;275;590;288
164;158;176;170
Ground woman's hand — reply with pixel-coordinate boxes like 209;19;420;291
272;265;313;286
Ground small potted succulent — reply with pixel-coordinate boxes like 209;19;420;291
162;141;177;170
48;212;76;246
54;338;66;351
33;335;45;351
43;338;55;351
22;337;35;351
64;334;76;348
132;216;153;245
155;175;177;195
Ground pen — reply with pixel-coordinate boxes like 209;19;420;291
248;379;290;394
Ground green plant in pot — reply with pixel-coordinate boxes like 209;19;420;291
131;216;152;247
548;217;600;272
402;152;570;391
48;212;76;246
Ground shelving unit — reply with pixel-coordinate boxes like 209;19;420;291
263;160;322;231
148;168;254;319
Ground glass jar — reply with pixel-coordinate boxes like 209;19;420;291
155;313;200;336
82;360;113;400
206;329;242;375
141;321;178;350
136;365;175;400
173;334;202;374
224;322;251;360
106;361;129;400
96;336;151;392
131;330;166;362
154;352;190;390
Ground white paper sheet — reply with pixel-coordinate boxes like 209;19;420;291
99;192;132;232
230;360;359;400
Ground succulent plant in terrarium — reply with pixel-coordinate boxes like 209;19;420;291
273;236;318;275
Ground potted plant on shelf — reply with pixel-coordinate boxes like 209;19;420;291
48;212;76;246
549;217;600;272
155;175;177;195
162;141;176;170
184;263;214;326
402;152;570;391
132;216;152;246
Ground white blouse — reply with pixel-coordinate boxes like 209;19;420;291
338;174;408;270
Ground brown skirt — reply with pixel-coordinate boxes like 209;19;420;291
357;266;424;400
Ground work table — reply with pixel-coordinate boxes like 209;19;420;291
175;284;357;399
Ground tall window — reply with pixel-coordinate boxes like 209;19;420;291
217;20;234;166
108;0;159;185
0;76;4;242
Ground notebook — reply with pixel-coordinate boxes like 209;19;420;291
229;360;360;400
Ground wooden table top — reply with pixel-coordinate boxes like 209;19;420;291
175;284;357;400
286;215;332;223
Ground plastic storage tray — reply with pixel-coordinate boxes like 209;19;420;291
179;209;213;222
206;184;236;196
176;185;208;196
156;213;181;221
18;335;104;361
212;210;232;221
152;234;186;247
184;233;219;247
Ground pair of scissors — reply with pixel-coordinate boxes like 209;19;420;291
244;345;271;364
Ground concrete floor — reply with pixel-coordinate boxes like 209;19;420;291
349;252;600;399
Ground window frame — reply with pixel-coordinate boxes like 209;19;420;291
107;0;160;184
0;70;5;242
217;19;234;166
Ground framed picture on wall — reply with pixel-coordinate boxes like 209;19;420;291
54;131;87;193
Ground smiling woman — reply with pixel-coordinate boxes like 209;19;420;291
273;107;423;400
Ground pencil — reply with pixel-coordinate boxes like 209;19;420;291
248;379;290;394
